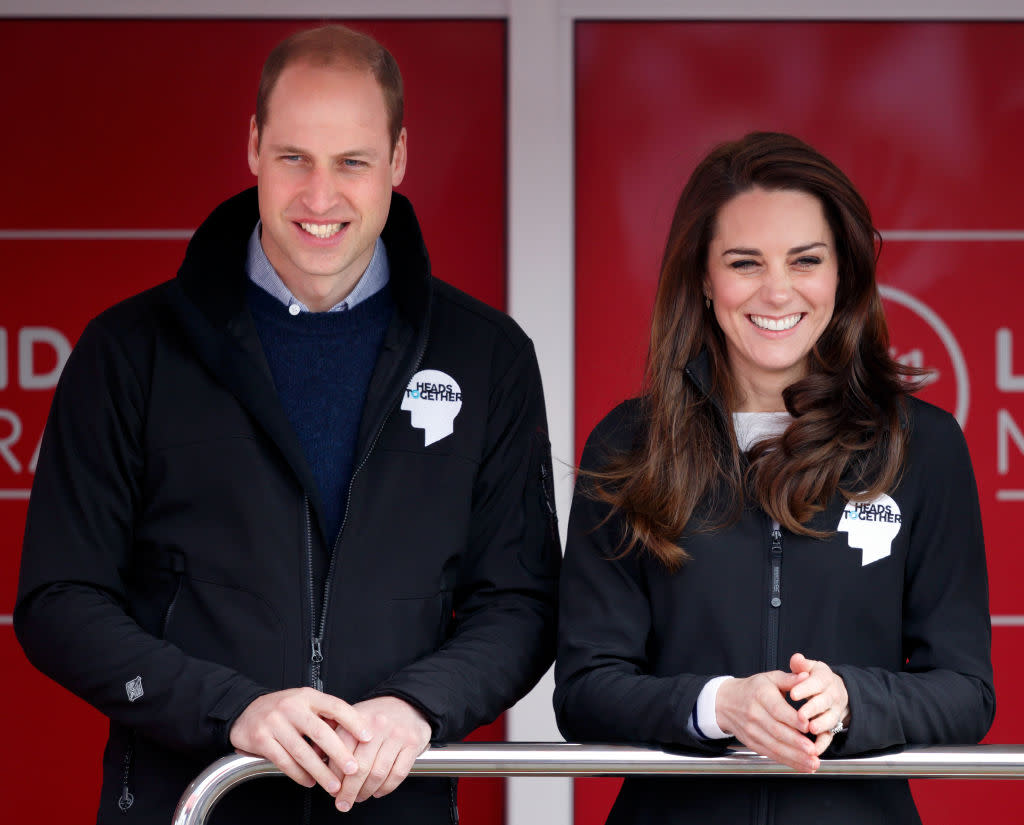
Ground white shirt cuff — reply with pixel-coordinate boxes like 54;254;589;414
687;675;733;740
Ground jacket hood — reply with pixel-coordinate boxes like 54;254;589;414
176;186;431;332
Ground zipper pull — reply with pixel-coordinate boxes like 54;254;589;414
311;637;324;692
118;746;135;812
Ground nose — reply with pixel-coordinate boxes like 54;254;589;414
760;262;793;305
301;166;340;214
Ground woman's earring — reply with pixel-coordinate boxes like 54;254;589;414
704;295;711;310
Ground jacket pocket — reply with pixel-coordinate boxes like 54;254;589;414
125;545;186;638
163;579;287;689
437;560;459;647
519;428;561;577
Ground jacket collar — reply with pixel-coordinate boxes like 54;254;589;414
171;188;433;542
684;349;713;397
176;187;431;334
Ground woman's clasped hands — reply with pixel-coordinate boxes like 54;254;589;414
714;652;850;773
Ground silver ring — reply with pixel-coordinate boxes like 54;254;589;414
829;721;845;735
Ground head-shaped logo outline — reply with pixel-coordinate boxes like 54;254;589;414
401;369;463;447
837;492;902;566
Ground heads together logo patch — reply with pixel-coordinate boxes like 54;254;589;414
402;369;462;446
838;493;902;566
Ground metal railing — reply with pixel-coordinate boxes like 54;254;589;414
173;742;1024;825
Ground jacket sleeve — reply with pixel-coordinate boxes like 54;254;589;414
831;407;995;755
364;341;561;742
552;410;728;754
14;317;267;753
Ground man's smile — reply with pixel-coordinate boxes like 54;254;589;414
298;221;346;239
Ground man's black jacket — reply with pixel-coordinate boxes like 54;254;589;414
16;188;561;824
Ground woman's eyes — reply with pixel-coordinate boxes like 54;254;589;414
794;256;822;267
727;256;822;272
730;259;758;271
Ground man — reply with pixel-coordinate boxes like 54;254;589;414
15;25;559;824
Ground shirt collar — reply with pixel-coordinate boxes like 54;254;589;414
246;221;389;313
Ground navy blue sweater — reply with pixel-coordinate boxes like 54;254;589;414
248;282;394;549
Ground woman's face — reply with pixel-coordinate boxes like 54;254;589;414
704;187;839;411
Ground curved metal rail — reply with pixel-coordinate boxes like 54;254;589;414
173;742;1024;825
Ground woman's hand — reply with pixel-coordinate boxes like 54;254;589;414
715;669;821;772
788;652;850;755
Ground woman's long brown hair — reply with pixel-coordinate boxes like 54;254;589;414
591;132;918;569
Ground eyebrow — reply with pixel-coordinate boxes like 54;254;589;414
721;242;829;257
268;143;377;160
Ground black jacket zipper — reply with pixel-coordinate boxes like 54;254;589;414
302;344;427;825
306;337;428;694
118;742;134;814
765;520;783;671
757;520;784;825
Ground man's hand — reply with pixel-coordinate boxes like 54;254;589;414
788;652;850;755
715;669;820;773
229;688;372;795
330;696;432;813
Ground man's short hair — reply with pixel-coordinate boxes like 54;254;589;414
256;24;404;151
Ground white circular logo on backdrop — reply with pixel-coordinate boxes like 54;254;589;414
880;285;969;429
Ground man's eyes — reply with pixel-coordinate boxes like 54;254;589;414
275;156;367;168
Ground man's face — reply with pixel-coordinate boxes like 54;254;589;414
248;61;406;311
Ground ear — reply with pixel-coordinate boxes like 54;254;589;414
390;127;408;187
247;115;260;177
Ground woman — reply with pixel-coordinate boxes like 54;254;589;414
554;132;994;824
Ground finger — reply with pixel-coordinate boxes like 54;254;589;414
806;704;846;736
236;740;317;789
739;717;819;772
309;726;359;781
335;727;358;752
375;744;421;798
813;730;835;756
794;672;845;726
789;651;813;675
756;681;809;731
336;739;381;813
793;684;833;719
317;696;373;744
767;669;810;695
272;724;348;795
761;741;820;773
358;737;403;802
789;668;830;702
731;697;816;754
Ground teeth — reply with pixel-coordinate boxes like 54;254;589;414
750;313;802;331
299;222;343;239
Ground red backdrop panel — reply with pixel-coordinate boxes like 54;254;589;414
574;20;1024;825
0;18;506;824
